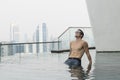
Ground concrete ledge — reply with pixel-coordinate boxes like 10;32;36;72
51;49;69;53
97;51;120;53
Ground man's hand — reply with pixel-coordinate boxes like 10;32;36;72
86;63;92;74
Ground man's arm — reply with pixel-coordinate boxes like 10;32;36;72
83;41;92;65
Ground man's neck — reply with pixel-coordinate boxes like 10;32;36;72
76;37;82;41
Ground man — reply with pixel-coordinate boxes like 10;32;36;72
65;29;92;72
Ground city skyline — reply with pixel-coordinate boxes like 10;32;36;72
0;0;91;41
9;23;49;43
2;22;49;55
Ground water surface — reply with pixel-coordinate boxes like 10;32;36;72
0;50;96;80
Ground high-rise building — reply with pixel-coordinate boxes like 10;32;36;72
32;32;37;54
10;24;20;54
42;23;48;52
36;25;40;53
35;25;43;53
10;24;20;42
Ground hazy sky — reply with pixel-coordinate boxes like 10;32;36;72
0;0;91;42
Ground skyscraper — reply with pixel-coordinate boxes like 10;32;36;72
10;24;20;54
36;25;40;53
42;23;48;52
35;25;43;54
10;23;20;42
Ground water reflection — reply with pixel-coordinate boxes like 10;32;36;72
68;64;92;80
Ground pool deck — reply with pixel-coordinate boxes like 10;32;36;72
95;53;120;80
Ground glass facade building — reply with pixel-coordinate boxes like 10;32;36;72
42;23;48;52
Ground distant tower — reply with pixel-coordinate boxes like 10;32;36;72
42;23;48;52
35;25;43;54
10;23;20;54
32;32;37;54
36;25;40;53
10;23;20;42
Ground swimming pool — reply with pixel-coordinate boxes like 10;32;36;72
0;50;96;80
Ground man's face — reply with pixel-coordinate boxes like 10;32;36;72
75;31;81;38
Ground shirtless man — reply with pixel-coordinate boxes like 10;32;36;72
65;29;92;72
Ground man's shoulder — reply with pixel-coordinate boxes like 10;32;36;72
82;40;88;46
70;40;75;43
70;40;74;43
82;40;88;45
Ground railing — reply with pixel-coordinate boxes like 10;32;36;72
0;41;59;62
57;27;95;51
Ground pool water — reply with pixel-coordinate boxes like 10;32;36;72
0;50;96;80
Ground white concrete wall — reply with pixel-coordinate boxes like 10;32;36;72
86;0;120;51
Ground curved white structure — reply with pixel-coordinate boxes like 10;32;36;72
86;0;120;51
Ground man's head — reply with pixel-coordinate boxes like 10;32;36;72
75;29;84;39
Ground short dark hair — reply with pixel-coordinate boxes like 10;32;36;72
78;29;84;38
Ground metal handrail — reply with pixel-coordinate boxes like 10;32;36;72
58;27;92;39
0;41;60;45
